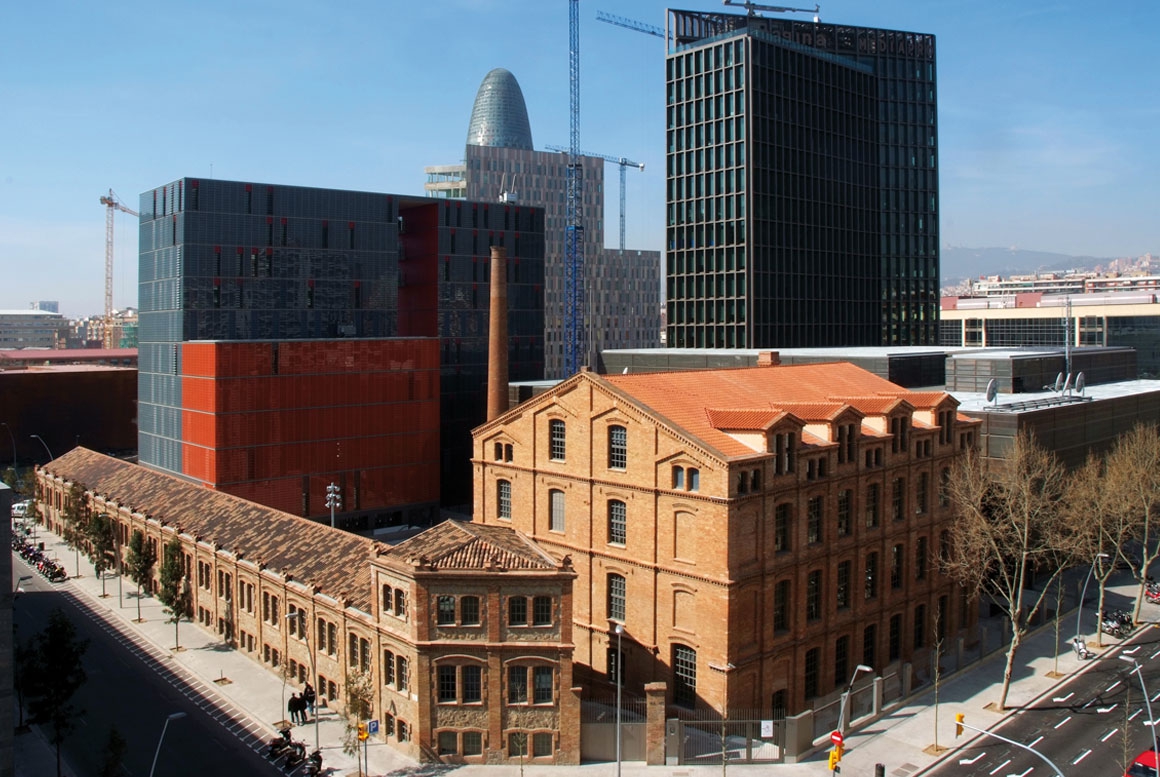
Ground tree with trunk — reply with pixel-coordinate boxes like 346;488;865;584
24;608;89;777
1100;423;1160;622
341;669;374;763
943;430;1081;710
60;483;89;578
126;529;156;623
157;536;192;649
98;726;127;777
86;513;117;598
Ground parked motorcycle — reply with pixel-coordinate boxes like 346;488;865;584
1072;636;1094;660
266;728;296;761
302;749;323;776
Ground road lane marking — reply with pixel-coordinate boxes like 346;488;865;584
1151;649;1160;660
1107;681;1123;692
1053;692;1073;703
1029;736;1043;748
1074;749;1092;765
1007;768;1032;777
1055;716;1072;729
1132;710;1143;721
990;759;1012;775
1102;728;1119;742
1152;691;1160;703
959;753;984;765
1098;705;1118;713
1124;646;1141;656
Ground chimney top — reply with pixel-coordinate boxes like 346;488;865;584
757;351;780;367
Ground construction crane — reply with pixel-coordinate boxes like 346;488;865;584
546;145;644;251
722;0;820;18
595;10;664;39
99;189;138;349
563;0;585;377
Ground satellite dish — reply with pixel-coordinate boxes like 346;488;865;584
985;378;998;404
1054;372;1064;393
1076;372;1086;395
1062;373;1073;393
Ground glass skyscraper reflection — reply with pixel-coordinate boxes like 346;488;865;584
664;9;939;349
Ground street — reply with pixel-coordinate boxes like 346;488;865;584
14;554;283;777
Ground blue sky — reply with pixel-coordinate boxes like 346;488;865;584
2;0;1157;317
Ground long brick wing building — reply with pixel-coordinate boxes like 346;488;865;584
472;358;979;717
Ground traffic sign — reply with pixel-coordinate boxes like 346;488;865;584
831;730;844;746
368;719;380;735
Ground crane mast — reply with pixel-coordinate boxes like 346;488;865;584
99;189;139;348
546;145;644;251
563;0;585;377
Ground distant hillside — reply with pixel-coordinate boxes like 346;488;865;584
940;246;1107;285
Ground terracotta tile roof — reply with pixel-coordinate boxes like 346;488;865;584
603;362;931;458
704;408;788;431
836;396;909;415
388;520;560;571
878;390;951;408
43;448;375;612
774;402;851;422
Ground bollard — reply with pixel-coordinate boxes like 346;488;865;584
875;764;885;777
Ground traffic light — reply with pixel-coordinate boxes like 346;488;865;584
955;713;964;737
835;743;844;761
357;722;368;741
829;749;841;771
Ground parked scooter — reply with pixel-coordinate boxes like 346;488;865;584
1072;636;1094;660
266;728;298;761
302;749;323;776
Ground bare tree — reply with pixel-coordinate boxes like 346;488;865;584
943;430;1080;710
1101;423;1160;622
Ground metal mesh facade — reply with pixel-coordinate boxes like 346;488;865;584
466;68;535;151
665;10;939;350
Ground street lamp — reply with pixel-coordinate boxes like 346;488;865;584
1120;656;1160;760
29;435;53;463
14;575;32;596
612;622;624;777
1074;552;1111;650
836;664;874;735
325;482;341;529
1;422;15;470
148;711;186;777
288;610;320;752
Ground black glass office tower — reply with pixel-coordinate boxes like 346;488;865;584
664;10;938;349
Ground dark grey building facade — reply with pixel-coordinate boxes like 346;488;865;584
138;178;544;507
665;9;939;350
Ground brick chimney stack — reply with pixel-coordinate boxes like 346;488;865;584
757;351;781;367
486;245;509;421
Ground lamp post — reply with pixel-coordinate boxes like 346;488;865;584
148;711;186;777
288;610;320;751
1;422;15;470
836;664;874;735
1074;552;1111;650
29;435;53;463
325;483;341;529
613;622;624;777
14;575;32;597
1120;656;1160;759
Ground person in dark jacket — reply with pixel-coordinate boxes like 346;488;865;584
302;683;316;719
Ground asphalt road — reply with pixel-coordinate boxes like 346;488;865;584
930;627;1160;777
13;555;288;777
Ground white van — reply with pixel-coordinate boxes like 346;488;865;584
11;500;30;518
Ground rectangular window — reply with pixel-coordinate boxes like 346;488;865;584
532;595;552;626
383;650;395;686
837;561;851;610
804;647;819;699
463;731;483;755
834;635;849;689
916;472;929;514
508;597;528;626
437;596;456;625
688;468;700;491
889;614;902;661
438;731;458;755
497;480;512;520
608;425;627;469
863;624;876;669
865;484;880;528
533;666;554;703
837;490;851;537
508;666;528;704
914;604;927;649
608;575;626;622
806;570;822;622
865;553;878;599
461;596;480;626
892;477;905;521
916;537;928;580
397;656;410;691
608;500;627;545
463;665;482;703
549;419;566;461
774;503;791;552
773;579;790;632
533;732;554;757
807;496;822;544
438;665;457;702
673;645;697;707
891;544;904;589
549;489;566;532
672;466;685;489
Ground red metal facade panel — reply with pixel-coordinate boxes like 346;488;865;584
179;339;439;517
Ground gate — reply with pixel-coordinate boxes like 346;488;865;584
669;714;785;764
580;698;647;762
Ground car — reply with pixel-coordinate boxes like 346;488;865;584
1127;749;1158;777
10;500;30;518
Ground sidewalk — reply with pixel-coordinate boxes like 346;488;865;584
14;525;1148;777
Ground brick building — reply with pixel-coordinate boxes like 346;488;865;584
472;358;980;717
35;448;578;764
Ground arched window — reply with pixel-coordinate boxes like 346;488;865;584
497;480;512;520
608;425;627;469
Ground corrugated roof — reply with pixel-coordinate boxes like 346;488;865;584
603;363;931;457
43;448;375;611
389;520;559;571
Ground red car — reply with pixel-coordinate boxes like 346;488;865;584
1127;750;1158;777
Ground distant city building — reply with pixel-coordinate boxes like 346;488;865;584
664;9;939;349
32;301;59;313
967;272;1160;297
424;68;661;378
0;309;69;349
941;292;1160;376
138;177;545;518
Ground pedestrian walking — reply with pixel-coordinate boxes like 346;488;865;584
289;692;302;725
303;682;316;719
